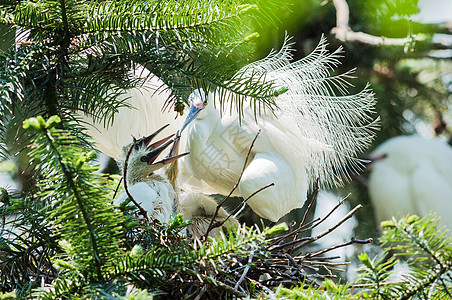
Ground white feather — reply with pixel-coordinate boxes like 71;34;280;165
77;65;183;160
368;135;452;232
236;35;379;188
116;181;173;224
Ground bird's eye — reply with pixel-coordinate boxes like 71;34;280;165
140;156;148;162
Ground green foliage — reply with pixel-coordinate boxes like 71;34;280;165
353;214;452;299
269;214;451;300
24;116;125;281
2;116;282;298
1;0;451;299
0;181;57;295
0;0;284;144
2;117;451;298
276;279;352;299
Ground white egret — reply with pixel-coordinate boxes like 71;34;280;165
181;37;378;222
116;125;237;237
368;135;452;231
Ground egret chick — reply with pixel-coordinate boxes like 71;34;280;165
117;124;186;223
117;125;238;237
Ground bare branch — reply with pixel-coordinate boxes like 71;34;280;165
300;178;320;227
112;177;123;199
331;0;413;46
213;182;275;231
193;285;207;300
123;136;148;219
203;129;261;239
291;204;363;252
307;237;373;258
234;248;255;290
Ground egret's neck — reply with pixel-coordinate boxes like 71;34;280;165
187;102;220;144
126;170;167;186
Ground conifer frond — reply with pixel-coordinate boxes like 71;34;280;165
0;0;286;140
23;116;125;280
0;189;57;294
353;214;452;299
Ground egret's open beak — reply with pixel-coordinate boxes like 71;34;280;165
145;138;176;165
181;103;205;133
146;134;174;151
152;130;189;168
135;124;170;149
138;127;189;170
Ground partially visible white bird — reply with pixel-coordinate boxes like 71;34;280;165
78;65;184;160
80;37;378;223
181;37;378;222
116;125;237;237
368;135;452;232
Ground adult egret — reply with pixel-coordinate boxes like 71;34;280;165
116;125;237;237
181;37;378;222
368;135;452;232
82;37;378;222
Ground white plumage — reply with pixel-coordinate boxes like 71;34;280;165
368;135;452;232
82;36;378;223
182;37;378;221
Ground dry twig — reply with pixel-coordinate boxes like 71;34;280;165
203;129;262;239
123;136;148;219
331;0;413;46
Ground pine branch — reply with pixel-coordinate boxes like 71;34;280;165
23;116;125;280
354;214;452;299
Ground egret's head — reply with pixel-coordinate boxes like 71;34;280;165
180;89;208;132
121;124;188;181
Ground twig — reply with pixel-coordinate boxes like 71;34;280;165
349;282;407;289
300;178;320;227
291;204;363;253
112;177;123;199
234;248;255;290
310;193;351;230
307;237;373;258
193;285;207;300
217;183;274;229
183;268;247;298
123;137;148;219
289;179;320;251
331;0;413;46
203;129;261;240
269;193;350;246
268;237;313;252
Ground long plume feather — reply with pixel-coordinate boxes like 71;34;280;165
234;35;379;188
